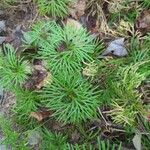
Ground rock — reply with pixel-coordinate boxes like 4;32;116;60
0;144;11;150
0;10;5;16
102;38;128;57
28;130;41;146
0;87;4;105
132;133;142;150
11;25;24;49
0;21;6;33
0;36;6;44
0;144;7;150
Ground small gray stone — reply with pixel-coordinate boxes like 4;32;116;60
28;130;41;146
0;145;7;150
0;36;6;44
0;21;6;33
0;10;4;16
0;144;12;150
102;38;128;57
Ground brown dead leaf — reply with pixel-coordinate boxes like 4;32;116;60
80;15;100;35
24;60;52;90
69;0;86;19
30;110;51;122
136;10;150;33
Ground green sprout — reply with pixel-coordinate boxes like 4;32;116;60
40;72;101;124
36;0;70;18
0;44;31;90
0;116;28;150
141;0;150;8
13;88;39;126
38;22;95;73
41;129;68;150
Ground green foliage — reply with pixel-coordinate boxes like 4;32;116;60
41;129;68;150
13;88;39;127
91;39;104;61
41;72;101;124
68;143;93;150
0;116;29;150
128;37;149;63
39;22;94;73
36;0;70;18
143;33;150;52
141;120;150;149
141;0;150;8
107;63;148;126
97;138;122;150
24;21;95;73
0;0;149;149
23;21;54;47
67;138;122;150
0;44;31;90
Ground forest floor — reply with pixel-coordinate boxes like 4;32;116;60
0;0;150;150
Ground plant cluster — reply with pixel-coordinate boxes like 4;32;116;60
0;0;150;149
41;72;100;124
141;0;150;8
35;0;70;18
0;44;31;90
24;21;102;124
0;21;104;149
25;21;95;73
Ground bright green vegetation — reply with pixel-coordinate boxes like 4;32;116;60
25;21;94;73
0;44;31;90
0;0;150;149
141;0;150;8
36;0;70;18
41;72;100;124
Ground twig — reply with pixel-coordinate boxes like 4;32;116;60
98;107;110;126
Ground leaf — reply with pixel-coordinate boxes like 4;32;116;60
132;132;142;150
24;62;52;90
30;110;51;122
136;10;150;33
69;0;86;19
102;38;128;57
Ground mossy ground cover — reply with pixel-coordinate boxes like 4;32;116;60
0;0;150;149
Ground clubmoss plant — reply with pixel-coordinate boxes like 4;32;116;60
13;88;39;126
0;44;31;90
141;0;150;8
108;63;148;126
0;116;28;150
68;138;122;150
41;129;68;150
23;21;55;47
96;138;122;150
24;21;95;73
40;72;101;124
36;0;70;18
38;22;95;73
